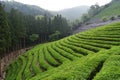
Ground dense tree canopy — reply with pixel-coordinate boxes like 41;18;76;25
0;3;11;54
0;4;72;58
88;4;101;17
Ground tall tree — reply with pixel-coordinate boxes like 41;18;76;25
52;14;72;38
9;8;26;50
88;4;100;17
0;3;11;56
0;3;11;78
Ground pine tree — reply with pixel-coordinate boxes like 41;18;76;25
0;3;11;78
0;3;11;56
9;8;26;50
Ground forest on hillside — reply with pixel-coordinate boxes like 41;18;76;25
0;3;72;59
1;0;120;65
1;0;120;80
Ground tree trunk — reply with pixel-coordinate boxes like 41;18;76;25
24;37;25;49
0;56;2;79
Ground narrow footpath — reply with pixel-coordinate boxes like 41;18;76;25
73;19;120;34
0;48;30;80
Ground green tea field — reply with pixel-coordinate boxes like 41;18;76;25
5;22;120;80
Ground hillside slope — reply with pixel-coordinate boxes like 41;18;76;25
58;6;89;20
5;22;120;80
73;19;120;34
94;0;120;18
0;1;52;16
30;46;120;80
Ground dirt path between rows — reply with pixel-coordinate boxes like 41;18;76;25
0;48;31;80
73;19;120;34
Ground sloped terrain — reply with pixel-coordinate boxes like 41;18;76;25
5;22;120;80
58;6;89;20
94;0;120;18
73;19;120;34
0;1;52;17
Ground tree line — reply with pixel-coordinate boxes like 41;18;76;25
0;3;72;58
72;3;112;30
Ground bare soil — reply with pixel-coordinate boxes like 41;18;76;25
0;48;30;80
73;19;120;34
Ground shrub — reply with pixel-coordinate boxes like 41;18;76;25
110;16;115;20
117;15;120;18
29;34;39;43
49;31;61;41
102;17;107;22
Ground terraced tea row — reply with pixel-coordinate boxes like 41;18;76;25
30;46;120;80
5;22;120;80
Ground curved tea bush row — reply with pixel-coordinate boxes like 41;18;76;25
94;55;120;80
30;46;120;80
43;46;60;67
5;22;120;80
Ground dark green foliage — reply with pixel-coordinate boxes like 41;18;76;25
102;17;107;22
0;3;11;53
117;15;120;18
0;4;71;58
9;8;26;44
110;16;115;20
52;15;72;38
49;31;61;41
29;34;39;42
